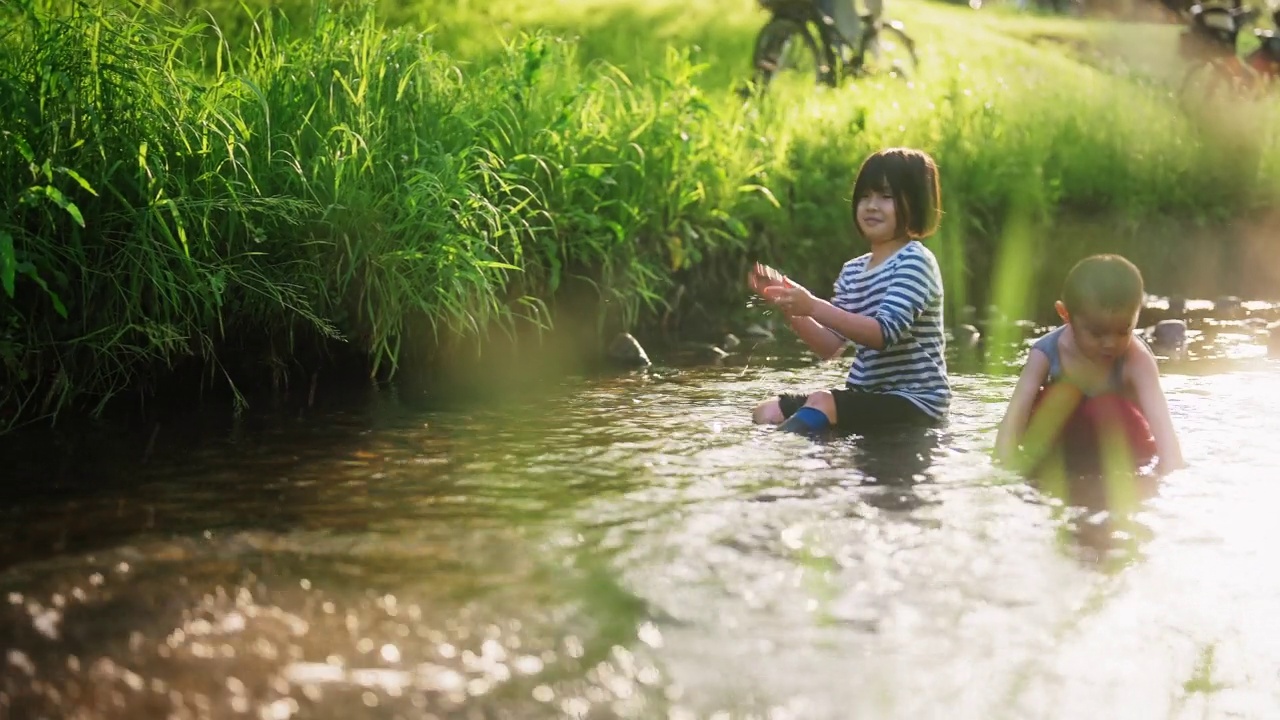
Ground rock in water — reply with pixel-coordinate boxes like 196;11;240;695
607;332;651;367
1150;319;1188;359
663;342;729;367
687;343;730;363
1213;296;1243;320
953;323;981;350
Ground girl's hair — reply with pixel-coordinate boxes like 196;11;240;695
1061;254;1145;316
851;147;942;239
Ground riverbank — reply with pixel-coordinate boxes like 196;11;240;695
2;0;1278;432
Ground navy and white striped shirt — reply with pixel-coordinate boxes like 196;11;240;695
827;241;950;419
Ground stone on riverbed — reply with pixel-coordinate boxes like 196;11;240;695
607;332;651;367
669;342;730;366
1140;295;1188;327
951;323;982;351
1213;296;1243;320
1149;319;1188;359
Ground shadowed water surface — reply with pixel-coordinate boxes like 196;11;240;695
3;332;1280;720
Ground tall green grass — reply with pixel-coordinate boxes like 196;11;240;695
1;0;339;425
0;0;777;429
2;0;1279;430
410;0;1280;306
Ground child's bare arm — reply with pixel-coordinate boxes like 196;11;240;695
807;300;886;350
756;277;866;357
802;272;932;350
786;315;849;359
764;253;940;352
749;267;849;358
1128;344;1186;471
994;350;1051;464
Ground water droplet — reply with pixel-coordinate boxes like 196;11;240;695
564;636;584;659
481;639;505;661
513;655;544;675
7;650;35;676
380;644;401;664
637;622;664;649
638;666;661;685
32;608;61;640
220;612;246;633
265;697;298;719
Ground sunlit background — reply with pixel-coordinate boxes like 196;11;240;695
4;0;1280;717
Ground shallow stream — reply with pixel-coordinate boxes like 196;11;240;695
3;311;1279;720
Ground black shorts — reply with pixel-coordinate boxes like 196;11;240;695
778;386;938;433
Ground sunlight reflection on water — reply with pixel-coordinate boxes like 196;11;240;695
3;338;1280;719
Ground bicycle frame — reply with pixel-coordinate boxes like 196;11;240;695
1177;1;1280;103
753;0;904;84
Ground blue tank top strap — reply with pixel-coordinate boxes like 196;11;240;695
1106;331;1147;393
1109;351;1126;391
1033;324;1134;395
1031;325;1066;383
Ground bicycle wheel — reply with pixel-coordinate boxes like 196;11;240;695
1177;59;1248;112
751;17;836;89
859;21;918;80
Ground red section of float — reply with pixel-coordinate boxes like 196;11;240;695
1027;385;1157;474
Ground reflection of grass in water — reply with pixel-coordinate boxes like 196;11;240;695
992;416;1165;715
993;572;1131;720
484;547;671;709
1168;642;1230;720
780;524;844;628
1181;643;1227;695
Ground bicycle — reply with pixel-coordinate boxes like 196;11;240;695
1176;1;1280;107
748;0;919;91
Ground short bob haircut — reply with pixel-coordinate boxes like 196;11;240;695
1061;254;1145;316
851;147;942;240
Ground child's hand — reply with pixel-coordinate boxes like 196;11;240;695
748;262;792;296
763;284;817;317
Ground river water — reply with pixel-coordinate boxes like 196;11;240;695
2;312;1279;720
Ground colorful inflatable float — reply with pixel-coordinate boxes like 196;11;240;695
1021;383;1157;475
